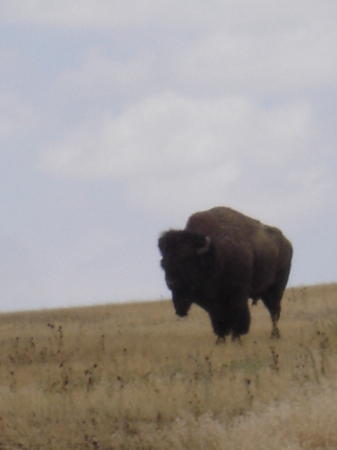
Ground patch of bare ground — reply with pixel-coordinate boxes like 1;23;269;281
0;284;337;449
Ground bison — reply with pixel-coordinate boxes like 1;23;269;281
158;207;293;341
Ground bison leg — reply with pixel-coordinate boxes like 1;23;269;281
230;299;251;339
210;295;250;342
261;272;289;338
210;316;231;340
231;334;242;345
261;265;290;338
261;292;281;338
215;301;250;339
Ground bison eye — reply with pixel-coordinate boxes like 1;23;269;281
165;277;181;289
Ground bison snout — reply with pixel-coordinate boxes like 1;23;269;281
176;308;188;318
175;308;188;318
172;295;191;318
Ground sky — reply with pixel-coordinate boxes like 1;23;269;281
1;1;337;312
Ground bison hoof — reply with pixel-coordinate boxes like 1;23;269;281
215;336;226;345
271;328;280;339
231;335;242;345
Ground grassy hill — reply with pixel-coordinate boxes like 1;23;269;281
1;284;337;449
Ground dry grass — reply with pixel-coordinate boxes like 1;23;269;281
1;284;337;449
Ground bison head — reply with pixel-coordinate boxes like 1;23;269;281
158;230;213;317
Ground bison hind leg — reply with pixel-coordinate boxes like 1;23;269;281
262;265;291;338
271;325;281;339
261;293;281;338
261;283;287;339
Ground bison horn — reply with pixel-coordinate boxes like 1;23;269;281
197;236;211;255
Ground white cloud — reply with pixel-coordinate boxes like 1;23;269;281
55;48;154;100
0;0;200;30
0;48;22;75
2;1;337;34
39;91;332;228
43;4;337;114
129;168;333;230
40;93;317;178
175;24;337;95
126;163;241;223
0;92;38;138
252;103;315;164
40;93;243;179
2;0;337;310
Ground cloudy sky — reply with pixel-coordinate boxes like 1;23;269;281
1;1;337;312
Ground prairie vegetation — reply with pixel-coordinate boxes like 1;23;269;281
1;284;337;449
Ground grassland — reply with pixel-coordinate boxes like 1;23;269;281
0;284;337;449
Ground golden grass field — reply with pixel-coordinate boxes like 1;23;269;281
1;284;337;449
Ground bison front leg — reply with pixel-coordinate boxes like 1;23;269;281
209;308;236;344
230;298;250;340
210;295;251;343
210;316;231;342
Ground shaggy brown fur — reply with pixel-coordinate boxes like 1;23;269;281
158;207;293;340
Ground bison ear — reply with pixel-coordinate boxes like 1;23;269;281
158;234;166;254
158;232;170;254
196;236;211;255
